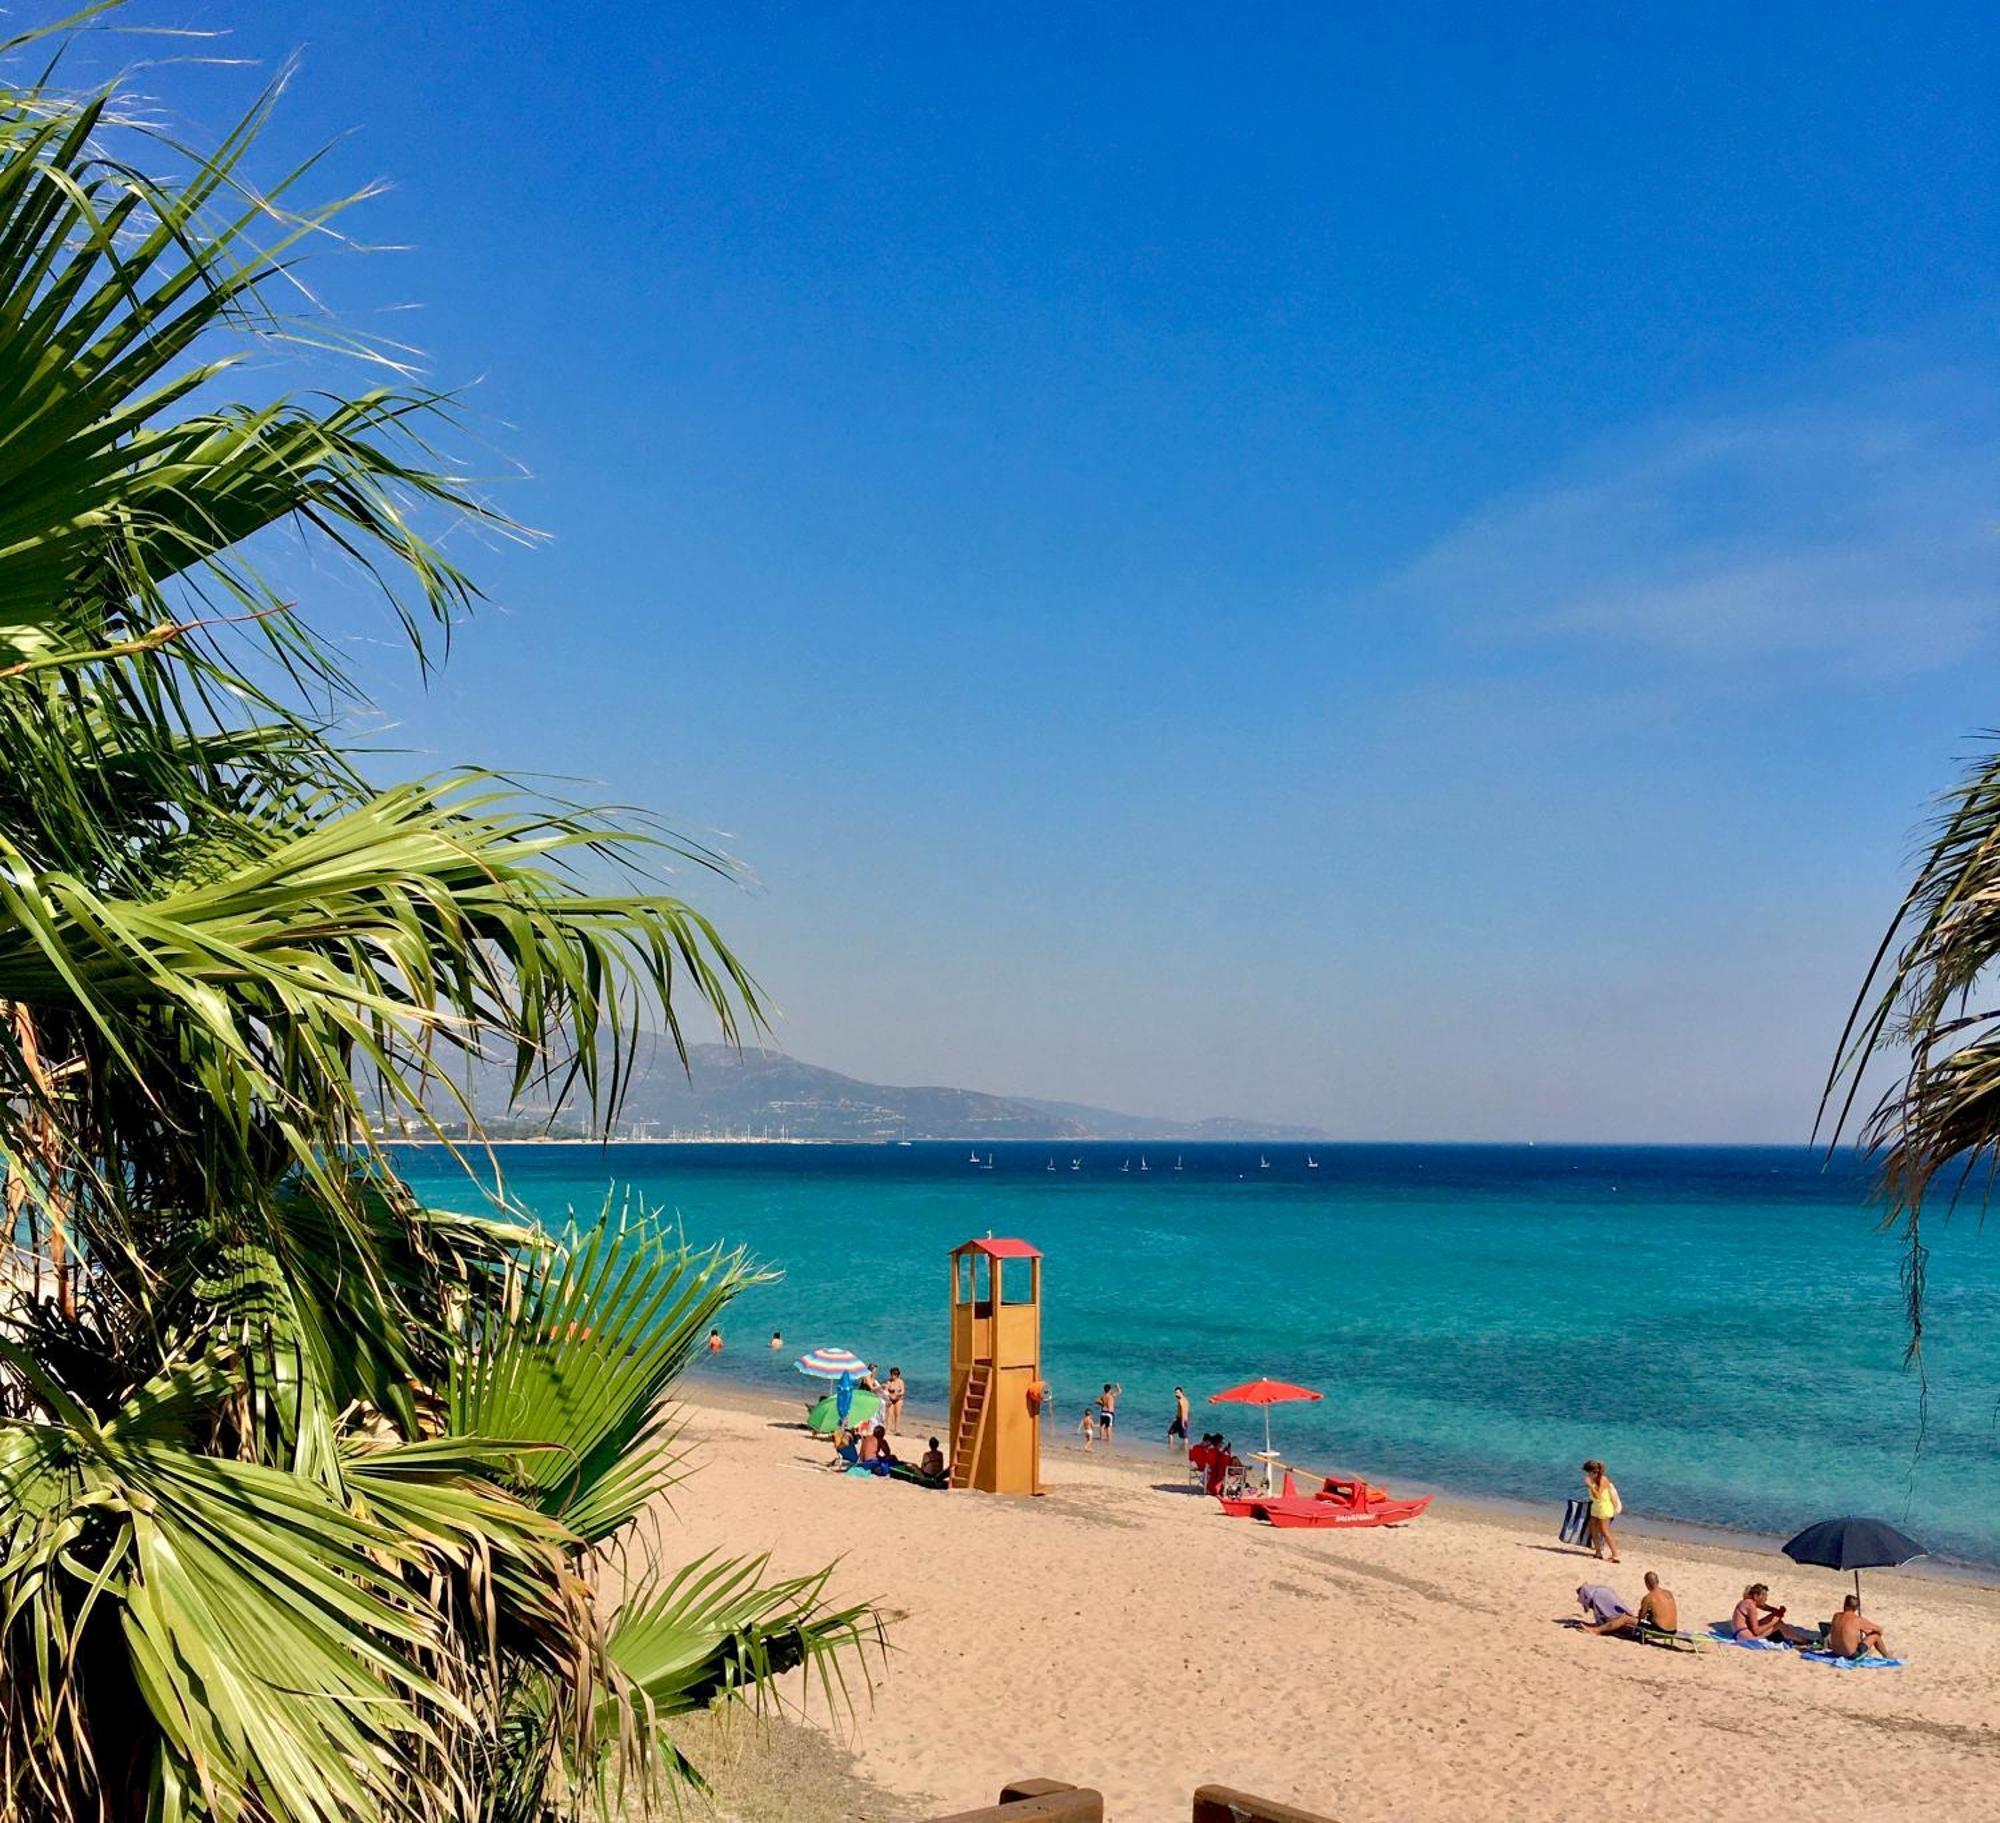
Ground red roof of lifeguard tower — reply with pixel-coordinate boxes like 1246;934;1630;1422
959;1236;1041;1259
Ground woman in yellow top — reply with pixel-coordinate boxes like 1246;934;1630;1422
1582;1459;1621;1563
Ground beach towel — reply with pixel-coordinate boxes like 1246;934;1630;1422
1800;1650;1904;1670
1706;1626;1790;1651
1558;1498;1589;1547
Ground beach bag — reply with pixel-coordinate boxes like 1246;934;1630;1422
1558;1497;1589;1546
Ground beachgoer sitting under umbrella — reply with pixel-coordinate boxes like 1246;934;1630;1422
1826;1595;1889;1659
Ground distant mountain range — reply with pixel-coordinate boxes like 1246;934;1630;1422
422;1044;1326;1143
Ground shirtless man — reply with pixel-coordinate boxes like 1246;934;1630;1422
1096;1381;1122;1442
1581;1571;1678;1637
1168;1386;1191;1452
1825;1594;1888;1659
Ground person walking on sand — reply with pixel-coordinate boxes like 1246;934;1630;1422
1167;1385;1191;1452
1581;1459;1620;1562
883;1366;906;1435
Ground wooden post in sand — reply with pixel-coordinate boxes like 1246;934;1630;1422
947;1235;1042;1495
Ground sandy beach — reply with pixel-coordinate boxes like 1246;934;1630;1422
654;1388;2000;1823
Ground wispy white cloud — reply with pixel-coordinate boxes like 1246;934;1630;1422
1389;371;2000;681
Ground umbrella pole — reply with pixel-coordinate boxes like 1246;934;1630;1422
1855;1568;1863;1609
1263;1404;1273;1493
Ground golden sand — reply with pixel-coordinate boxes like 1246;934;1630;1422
654;1391;2000;1822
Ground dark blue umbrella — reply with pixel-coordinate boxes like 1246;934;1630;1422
1781;1516;1927;1605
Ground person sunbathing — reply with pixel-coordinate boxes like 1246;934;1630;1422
1580;1571;1677;1637
919;1438;946;1480
1575;1583;1632;1630
1732;1583;1809;1644
1825;1595;1888;1659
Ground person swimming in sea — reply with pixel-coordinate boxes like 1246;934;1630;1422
705;1327;723;1355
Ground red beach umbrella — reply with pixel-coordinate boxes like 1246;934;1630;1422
1209;1378;1323;1490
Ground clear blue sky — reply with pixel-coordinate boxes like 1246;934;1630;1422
112;4;2000;1138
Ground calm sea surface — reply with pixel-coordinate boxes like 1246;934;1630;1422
393;1141;2000;1565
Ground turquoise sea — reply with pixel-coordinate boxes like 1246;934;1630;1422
394;1141;2000;1566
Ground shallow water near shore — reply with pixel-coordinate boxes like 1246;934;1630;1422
393;1141;2000;1565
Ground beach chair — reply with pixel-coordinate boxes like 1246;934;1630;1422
1635;1623;1701;1652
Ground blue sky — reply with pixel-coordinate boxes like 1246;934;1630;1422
107;4;2000;1138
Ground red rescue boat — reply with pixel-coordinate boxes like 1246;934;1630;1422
1218;1469;1432;1528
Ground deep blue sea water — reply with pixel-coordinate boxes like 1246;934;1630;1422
393;1141;2000;1565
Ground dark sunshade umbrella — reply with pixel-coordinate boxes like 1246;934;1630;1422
1781;1516;1927;1606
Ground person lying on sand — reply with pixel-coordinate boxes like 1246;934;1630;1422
1580;1572;1678;1637
1576;1583;1632;1629
1825;1595;1888;1659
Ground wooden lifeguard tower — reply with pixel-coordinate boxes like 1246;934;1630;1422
947;1235;1043;1494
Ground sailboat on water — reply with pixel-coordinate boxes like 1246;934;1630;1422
1307;1154;1319;1169
1174;1155;1184;1172
1139;1155;1149;1172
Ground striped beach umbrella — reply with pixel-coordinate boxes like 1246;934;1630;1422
795;1346;868;1380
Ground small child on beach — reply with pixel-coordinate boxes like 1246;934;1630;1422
1078;1407;1098;1449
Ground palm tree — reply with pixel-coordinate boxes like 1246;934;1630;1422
0;21;873;1821
1824;739;2000;1354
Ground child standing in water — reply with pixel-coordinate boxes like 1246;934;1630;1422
1078;1407;1098;1449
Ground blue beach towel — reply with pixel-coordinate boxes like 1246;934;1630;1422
1558;1498;1589;1547
1706;1626;1790;1651
1801;1650;1904;1670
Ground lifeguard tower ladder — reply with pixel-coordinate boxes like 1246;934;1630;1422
947;1236;1042;1495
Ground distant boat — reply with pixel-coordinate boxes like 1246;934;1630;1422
1046;1157;1055;1171
1120;1159;1130;1174
1140;1155;1149;1172
968;1148;980;1164
1174;1155;1184;1172
1071;1157;1081;1171
1259;1155;1270;1170
1306;1154;1318;1169
983;1152;995;1170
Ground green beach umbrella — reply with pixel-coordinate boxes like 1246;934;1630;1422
806;1388;881;1435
